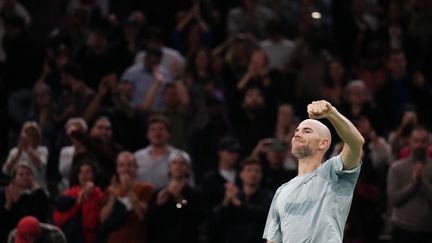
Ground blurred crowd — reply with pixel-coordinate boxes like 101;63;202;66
0;0;432;242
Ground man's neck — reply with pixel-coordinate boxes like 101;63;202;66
151;145;168;157
243;183;258;197
219;161;234;171
297;156;322;175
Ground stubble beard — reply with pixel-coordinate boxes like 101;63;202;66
292;145;313;159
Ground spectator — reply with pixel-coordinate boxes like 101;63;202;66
229;86;276;155
53;160;104;243
171;2;214;55
100;151;154;243
184;47;224;107
28;82;59;150
226;0;274;39
134;27;185;77
211;157;273;243
188;96;232;182
235;50;275;95
148;151;204;243
273;103;299;144
122;47;173;109
7;216;66;243
202;136;242;209
58;63;95;120
375;49;432;133
58;117;89;189
2;122;48;188
140;75;191;150
75;28;125;90
134;115;186;188
0;163;50;242
259;19;295;71
321;59;350;108
388;106;419;158
202;136;241;243
387;126;432;243
0;0;31;62
339;80;378;130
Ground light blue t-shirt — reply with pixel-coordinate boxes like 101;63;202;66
263;155;361;243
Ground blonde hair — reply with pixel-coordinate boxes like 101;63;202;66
21;121;42;144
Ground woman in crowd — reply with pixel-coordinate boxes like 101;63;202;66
53;160;104;243
2;121;48;188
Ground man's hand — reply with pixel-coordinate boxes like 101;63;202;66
412;163;423;184
307;100;335;119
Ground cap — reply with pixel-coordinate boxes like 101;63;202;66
268;139;288;152
16;216;41;243
218;136;241;152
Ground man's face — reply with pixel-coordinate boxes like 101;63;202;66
291;120;324;159
410;129;429;159
218;150;239;168
90;118;112;142
163;86;179;107
147;122;170;146
144;54;161;71
243;88;264;110
117;153;137;178
14;166;33;188
240;164;262;186
388;53;406;77
169;156;190;178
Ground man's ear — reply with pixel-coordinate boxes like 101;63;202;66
319;138;330;151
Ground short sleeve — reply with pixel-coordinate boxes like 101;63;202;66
263;189;283;243
318;155;361;183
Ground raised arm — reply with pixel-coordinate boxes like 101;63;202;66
308;100;365;170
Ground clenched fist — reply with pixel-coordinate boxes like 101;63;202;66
307;100;335;119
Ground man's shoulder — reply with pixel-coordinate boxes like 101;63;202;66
123;63;144;76
134;146;152;158
389;158;410;170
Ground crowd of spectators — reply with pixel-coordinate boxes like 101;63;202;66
1;0;432;242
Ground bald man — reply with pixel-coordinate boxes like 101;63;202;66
263;100;365;243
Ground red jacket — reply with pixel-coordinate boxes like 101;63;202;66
53;186;104;243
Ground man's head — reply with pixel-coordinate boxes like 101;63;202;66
344;80;370;105
12;163;34;189
15;216;41;243
242;86;265;112
410;126;430;161
291;119;331;159
239;157;262;186
146;115;171;147
168;151;191;179
277;104;295;127
387;49;407;79
218;136;241;169
162;83;179;108
144;47;162;71
65;117;88;135
116;151;138;178
33;82;52;109
90;116;112;142
20;122;41;147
